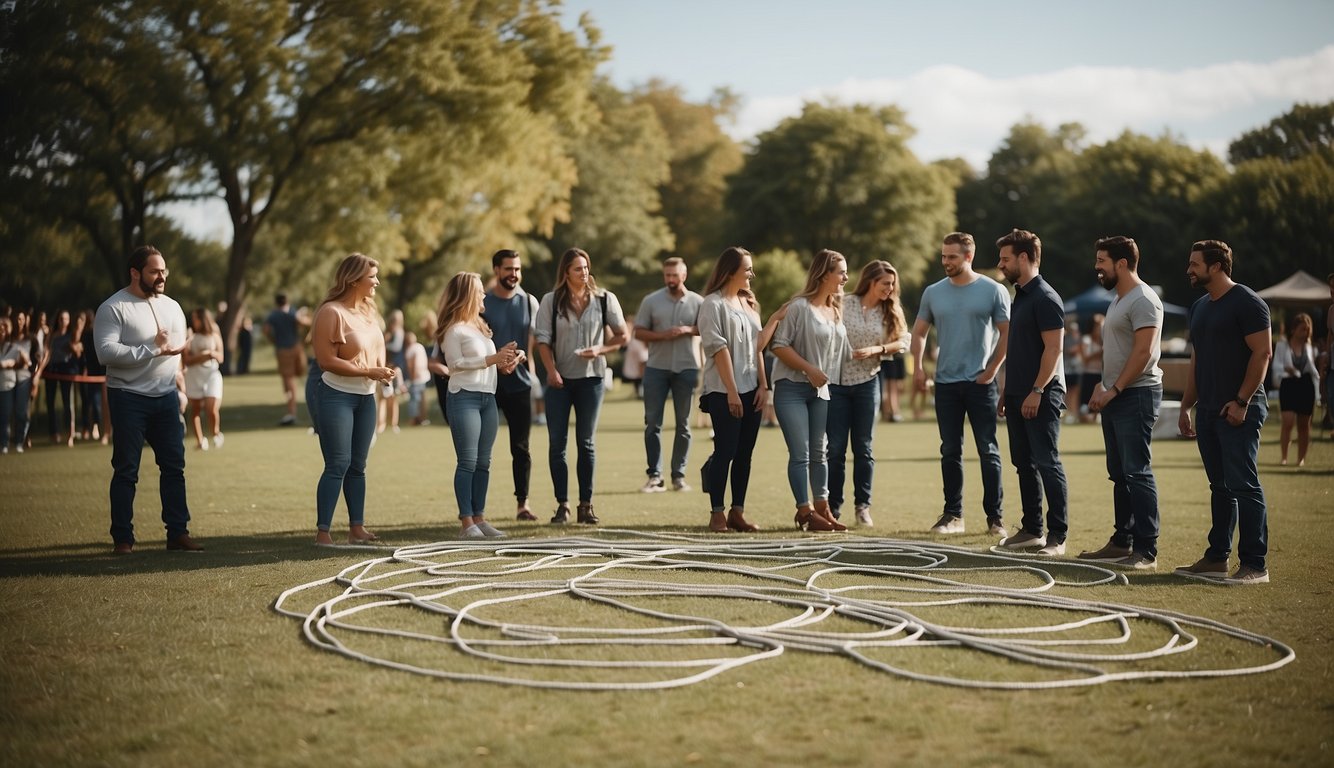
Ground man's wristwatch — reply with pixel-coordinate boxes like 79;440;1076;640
1234;397;1249;409
1030;386;1043;395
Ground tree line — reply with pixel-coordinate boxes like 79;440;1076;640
3;1;1331;347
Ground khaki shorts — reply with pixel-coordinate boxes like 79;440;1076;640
276;346;307;378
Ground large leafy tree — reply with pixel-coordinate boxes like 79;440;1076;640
725;103;955;292
1228;101;1334;164
2;0;605;352
545;80;674;296
632;81;743;278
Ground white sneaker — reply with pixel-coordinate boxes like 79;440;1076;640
854;504;873;527
475;521;507;538
641;475;666;493
671;476;690;492
460;525;486;538
213;433;224;449
929;515;964;534
1036;542;1066;556
1000;530;1046;550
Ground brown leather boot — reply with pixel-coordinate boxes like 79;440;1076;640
727;507;759;532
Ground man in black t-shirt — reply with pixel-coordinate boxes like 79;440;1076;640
993;229;1069;556
1175;240;1273;585
482;249;540;521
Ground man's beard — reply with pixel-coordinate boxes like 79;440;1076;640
499;276;519;290
1097;270;1117;290
141;277;165;296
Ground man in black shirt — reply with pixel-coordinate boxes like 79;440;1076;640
1175;240;1273;585
994;229;1069;556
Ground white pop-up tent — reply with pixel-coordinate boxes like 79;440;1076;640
1255;270;1331;306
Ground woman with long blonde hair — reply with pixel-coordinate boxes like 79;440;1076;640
534;247;628;524
310;253;397;547
827;260;909;527
436;272;521;536
183;307;224;450
768;248;852;532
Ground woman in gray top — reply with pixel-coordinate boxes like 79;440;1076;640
766;249;851;532
697;247;768;533
534;248;628;525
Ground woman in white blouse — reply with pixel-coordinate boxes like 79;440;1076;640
766;249;852;532
436;272;520;537
1272;312;1321;467
827;260;909;527
310;254;398;547
183;307;224;451
534;248;628;525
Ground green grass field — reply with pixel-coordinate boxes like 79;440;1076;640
2;371;1331;767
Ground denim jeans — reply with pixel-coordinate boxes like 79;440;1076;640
0;387;15;448
702;389;762;512
81;381;104;434
495;387;532;502
314;381;376;531
12;378;32;446
773;379;829;507
447;389;498;519
406;381;427;421
827;377;880;515
1196;398;1268;571
304;357;322;433
107;388;191;544
933;380;1004;521
642;366;697;480
1100;386;1161;558
46;376;73;437
1003;387;1068;544
544;376;603;503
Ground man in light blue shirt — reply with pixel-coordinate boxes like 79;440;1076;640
634;258;703;492
910;232;1010;537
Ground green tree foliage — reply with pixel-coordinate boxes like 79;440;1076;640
954;121;1083;256
726;103;956;294
2;0;606;352
632;81;744;272
1196;154;1334;292
1;2;204;290
545;80;674;296
749;249;808;323
1058;131;1227;303
1228;102;1334;164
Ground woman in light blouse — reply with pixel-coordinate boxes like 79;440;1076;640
436;272;521;537
697;247;767;533
534;248;627;525
1272;312;1321;467
767;249;852;532
828;260;909;527
310;254;397;547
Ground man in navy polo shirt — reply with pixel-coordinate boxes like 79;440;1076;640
994;229;1069;556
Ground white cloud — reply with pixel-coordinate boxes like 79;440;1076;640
732;45;1334;168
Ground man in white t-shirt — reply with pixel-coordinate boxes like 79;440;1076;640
93;245;203;555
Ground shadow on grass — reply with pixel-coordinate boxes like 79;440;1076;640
0;521;823;579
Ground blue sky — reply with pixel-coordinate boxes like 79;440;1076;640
558;0;1334;165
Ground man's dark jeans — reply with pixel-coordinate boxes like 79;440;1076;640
107;388;191;544
1100;385;1161;558
1196;398;1268;571
1004;386;1068;544
933;380;1003;522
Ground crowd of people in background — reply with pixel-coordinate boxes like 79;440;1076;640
5;239;1333;587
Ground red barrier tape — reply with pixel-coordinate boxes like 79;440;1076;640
40;371;108;384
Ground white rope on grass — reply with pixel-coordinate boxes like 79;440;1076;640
272;532;1295;691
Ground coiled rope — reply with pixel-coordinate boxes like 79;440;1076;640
273;532;1295;691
